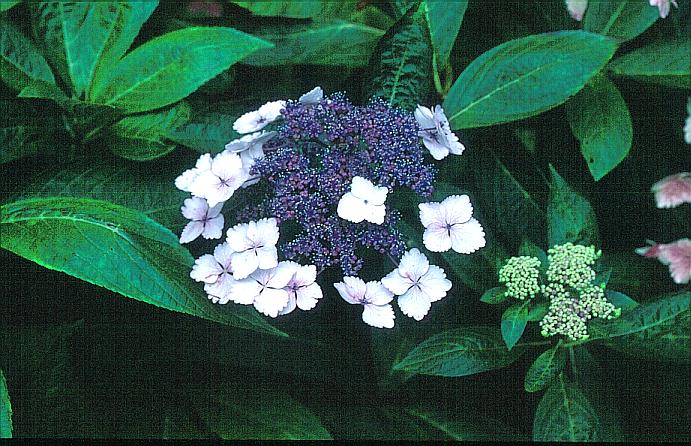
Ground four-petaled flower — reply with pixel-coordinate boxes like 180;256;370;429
190;242;237;304
337;176;388;225
233;100;286;134
334;277;395;328
189;151;247;207
278;261;323;315
175;153;211;192
414;105;465;160
419;195;486;254
226;218;280;279
180;197;225;244
382;248;452;321
230;262;296;317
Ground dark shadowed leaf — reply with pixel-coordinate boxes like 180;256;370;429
0;18;55;91
444;31;617;128
583;0;658;42
566;74;632;181
364;2;434;110
501;302;529;350
231;0;326;18
193;385;331;439
527;302;549;321
90;27;272;112
0;370;11;439
607;37;691;89
480;287;508;305
0;99;67;164
0;197;284;336
524;344;566;392
394;326;523;376
547;164;599;247
424;0;468;69
518;239;548;266
401;407;519;441
603;290;638;312
533;374;601;441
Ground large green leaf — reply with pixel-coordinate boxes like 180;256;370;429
607;37;691;89
31;2;158;97
364;2;434;110
231;0;326;18
583;0;659;42
501;302;529;351
193;385;331;439
0;1;20;12
393;326;523;377
400;407;519;441
0;197;284;336
0;370;11;439
109;102;190;161
589;291;690;362
547;164;599;247
242;20;384;66
0;99;67;164
443;31;617;129
524;344;566;393
165;109;240;153
423;0;468;69
90;27;272;112
0;18;55;91
533;374;602;441
566;74;633;181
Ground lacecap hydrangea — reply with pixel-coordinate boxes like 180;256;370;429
175;87;486;328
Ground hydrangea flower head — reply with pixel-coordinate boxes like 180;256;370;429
546;242;600;291
498;255;542;300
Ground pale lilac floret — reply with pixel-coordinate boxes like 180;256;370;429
226;218;280;279
649;0;677;18
188;151;247;207
414;104;465;160
334;277;395;328
419;195;486;254
651;172;691;209
278;261;323;315
565;0;588;21
337;176;388;225
233;100;286;134
190;242;237;304
225;130;276;187
175;153;212;192
382;248;452;321
229;262;297;316
179;197;224;244
636;239;691;284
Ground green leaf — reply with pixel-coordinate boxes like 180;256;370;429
165;109;240;153
566;74;633;181
0;18;55;91
603;290;638;312
583;0;659;42
0;99;67;164
242;20;384;67
0;370;11;439
0;197;285;337
109;102;190;161
518;239;548;266
0;1;20;12
547;164;599;247
193;385;331;439
364;2;434;110
524;344;566;393
30;2;158;98
424;0;468;69
231;0;326;18
480;287;509;304
90;26;272;112
607;37;691;89
527;302;549;321
533;374;602;441
444;31;617;129
401;407;518;441
394;326;523;377
501;303;529;350
590;291;690;363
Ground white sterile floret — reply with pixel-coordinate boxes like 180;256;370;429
179;197;224;244
419;194;486;254
334;277;395;328
381;248;452;321
299;86;324;105
188;151;247;207
189;242;237;304
225;130;276;187
414;104;465;160
233;100;286;134
337;176;388;225
278;261;323;315
229;261;297;317
226;217;280;280
175;153;212;192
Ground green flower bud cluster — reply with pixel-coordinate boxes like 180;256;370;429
498;256;542;300
546;243;601;291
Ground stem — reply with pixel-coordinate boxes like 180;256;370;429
386;253;399;268
568;346;577;381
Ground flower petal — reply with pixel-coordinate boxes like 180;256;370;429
422;137;450;160
255;217;280;246
299;86;324;104
414;105;435;129
230;250;260;280
180;221;204;244
422;225;453;252
226;222;252;252
204;272;236;304
337;192;368;223
398;248;430;281
350;176;375;199
256;245;279;270
381;269;412;296
190;254;223;283
201;215;224;240
362;304;395;329
278;293;297;315
418;202;444;228
296;283;323;311
266;262;298;288
397;286;432;321
364;203;386;225
418;265;452;302
365;281;393;306
449;218;486;254
227;278;260;305
213;241;234;268
441;195;473;225
253;287;290;318
334;276;366;304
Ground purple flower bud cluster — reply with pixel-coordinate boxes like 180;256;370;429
241;93;436;274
